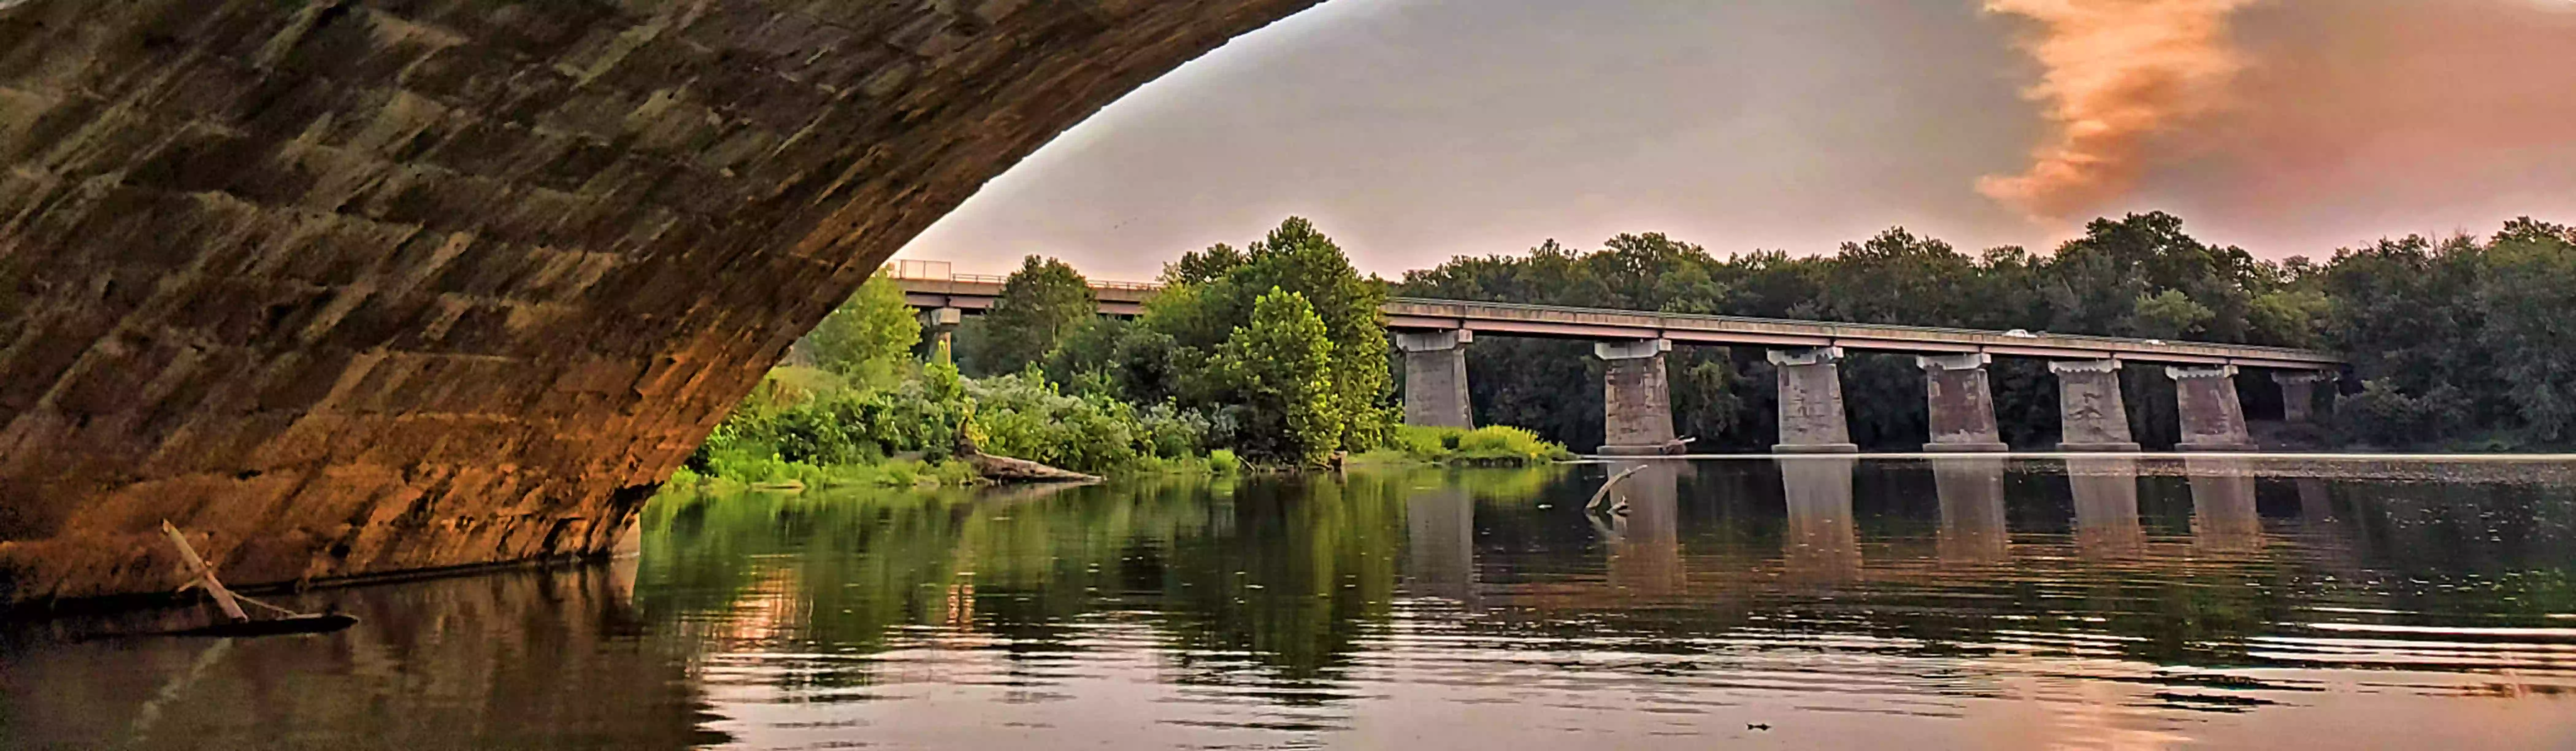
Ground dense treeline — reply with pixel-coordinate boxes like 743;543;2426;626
1395;213;2576;452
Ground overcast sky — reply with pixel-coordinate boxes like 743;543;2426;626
895;0;2576;281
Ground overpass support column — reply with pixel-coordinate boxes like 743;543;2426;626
1596;339;1679;455
920;307;963;361
2274;370;2337;425
1918;353;2009;453
1770;347;1858;454
2050;359;2141;452
2170;366;2257;452
1397;330;1474;429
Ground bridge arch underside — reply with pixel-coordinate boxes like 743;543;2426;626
0;0;1320;604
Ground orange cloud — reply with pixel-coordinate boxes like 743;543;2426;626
1979;0;2256;221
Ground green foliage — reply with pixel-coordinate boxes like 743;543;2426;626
1364;425;1570;466
971;256;1098;375
1394;211;2576;452
2130;289;2215;341
2337;379;2472;448
966;372;1148;473
1213;289;1342;466
801;271;921;386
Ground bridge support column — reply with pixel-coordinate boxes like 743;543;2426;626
1596;339;1680;455
1769;347;1858;454
921;307;963;361
2274;370;2337;425
2050;359;2141;452
1918;353;2009;453
2171;366;2256;452
1397;330;1474;429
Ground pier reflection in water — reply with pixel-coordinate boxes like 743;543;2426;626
8;457;2576;749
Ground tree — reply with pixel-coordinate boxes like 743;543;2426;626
975;256;1097;375
801;271;921;386
1214;289;1340;465
1131;218;1397;455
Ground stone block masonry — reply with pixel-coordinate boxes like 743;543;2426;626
1769;347;1856;454
1595;339;1677;455
2049;359;2141;452
2170;366;2256;452
0;0;1321;604
1918;353;2007;453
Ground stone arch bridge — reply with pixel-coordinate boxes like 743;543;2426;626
0;1;2347;607
0;0;1321;605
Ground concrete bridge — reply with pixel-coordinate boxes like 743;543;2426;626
893;272;2346;456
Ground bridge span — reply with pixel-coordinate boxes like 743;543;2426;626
894;270;2345;456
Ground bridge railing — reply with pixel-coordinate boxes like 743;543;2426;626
1384;297;2342;364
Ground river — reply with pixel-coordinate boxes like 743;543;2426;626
6;456;2574;749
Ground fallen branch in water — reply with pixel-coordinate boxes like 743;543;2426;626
1585;465;1648;512
958;446;1102;484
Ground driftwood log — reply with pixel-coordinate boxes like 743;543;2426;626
955;435;1101;484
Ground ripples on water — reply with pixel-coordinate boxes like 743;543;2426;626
6;457;2575;749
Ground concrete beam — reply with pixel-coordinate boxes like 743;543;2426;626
1918;353;2009;453
1398;330;1473;429
1596;340;1679;454
2169;366;2256;452
2049;359;2141;452
1769;347;1858;454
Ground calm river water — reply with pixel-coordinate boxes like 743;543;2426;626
7;457;2576;749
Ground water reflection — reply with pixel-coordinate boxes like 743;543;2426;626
1405;487;1477;603
2067;456;2145;559
10;458;2576;749
1781;457;1862;585
1931;457;2010;566
1600;460;1686;596
0;566;716;750
2187;456;2266;554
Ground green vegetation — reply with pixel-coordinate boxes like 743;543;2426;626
1356;425;1574;466
690;222;1569;491
1397;213;2576;452
966;256;1098;375
1046;218;1405;465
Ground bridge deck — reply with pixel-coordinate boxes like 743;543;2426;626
891;277;2343;370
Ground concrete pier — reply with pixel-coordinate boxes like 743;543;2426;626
1769;347;1859;454
2049;359;2142;452
2171;366;2256;452
1397;330;1475;429
1596;339;1681;455
1919;353;2010;453
2274;370;2337;425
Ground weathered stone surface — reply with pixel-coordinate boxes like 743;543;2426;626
2049;359;2140;452
2170;366;2256;452
1396;329;1472;429
1768;347;1855;454
1918;352;2006;453
0;0;1319;605
1595;339;1678;455
2274;370;2337;424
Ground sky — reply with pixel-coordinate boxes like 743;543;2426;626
895;0;2576;281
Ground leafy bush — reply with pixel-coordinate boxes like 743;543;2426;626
2338;379;2472;449
1371;425;1570;466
